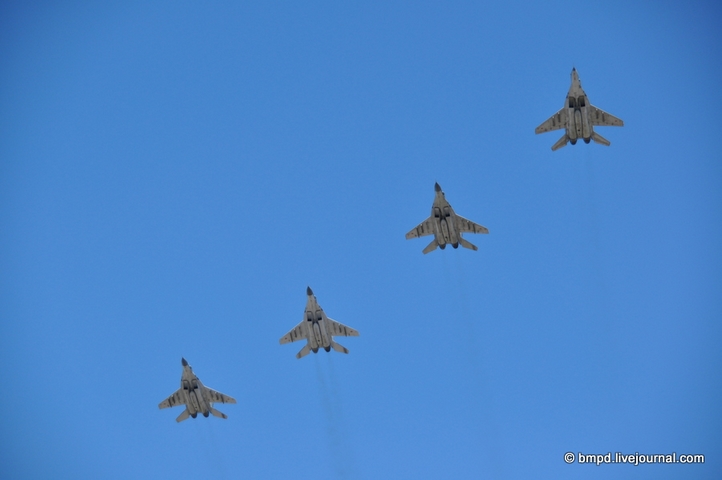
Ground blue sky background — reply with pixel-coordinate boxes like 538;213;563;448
1;1;721;479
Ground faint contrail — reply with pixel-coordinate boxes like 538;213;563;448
451;254;509;479
314;355;356;479
195;419;229;479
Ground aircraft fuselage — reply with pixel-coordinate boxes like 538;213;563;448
180;374;210;418
304;301;332;353
563;69;595;144
565;94;593;144
431;202;460;249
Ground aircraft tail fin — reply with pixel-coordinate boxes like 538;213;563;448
296;344;312;359
209;407;228;419
422;239;439;254
551;134;569;151
458;237;478;251
330;340;349;354
591;131;610;146
176;409;191;423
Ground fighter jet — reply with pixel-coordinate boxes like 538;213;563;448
158;358;236;422
535;68;623;151
279;287;359;359
405;183;488;254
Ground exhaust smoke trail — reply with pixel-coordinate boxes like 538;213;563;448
578;156;613;336
314;355;356;479
451;253;509;479
194;418;229;479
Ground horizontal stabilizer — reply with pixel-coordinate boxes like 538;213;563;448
209;407;228;419
176;409;190;423
591;131;610;146
296;344;312;359
458;237;478;251
422;238;439;254
330;341;349;354
551;134;569;151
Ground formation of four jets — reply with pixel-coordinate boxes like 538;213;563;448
159;68;624;422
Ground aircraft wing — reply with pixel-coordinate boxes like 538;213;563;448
535;108;567;134
158;389;184;409
326;318;360;337
405;217;435;239
589;105;623;127
455;215;489;234
205;387;237;404
280;321;307;344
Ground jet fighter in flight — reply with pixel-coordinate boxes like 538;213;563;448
405;183;488;254
279;287;359;359
535;68;623;151
158;358;236;422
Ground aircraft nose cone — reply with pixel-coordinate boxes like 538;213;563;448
434;182;441;192
306;286;313;296
181;357;188;367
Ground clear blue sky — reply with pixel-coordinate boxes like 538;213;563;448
1;1;720;479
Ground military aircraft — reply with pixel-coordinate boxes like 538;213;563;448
535;68;624;151
279;287;359;359
158;358;236;422
405;183;489;254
